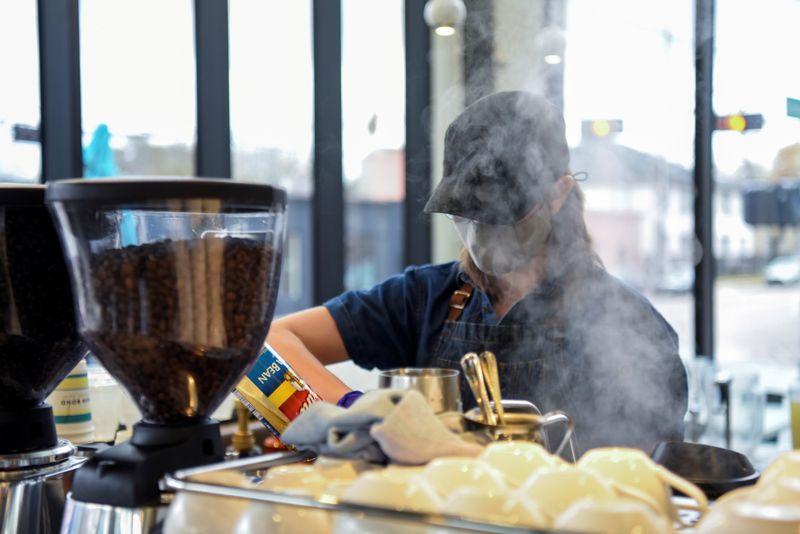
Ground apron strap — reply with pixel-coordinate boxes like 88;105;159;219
447;283;474;322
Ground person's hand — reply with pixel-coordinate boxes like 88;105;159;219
336;390;363;408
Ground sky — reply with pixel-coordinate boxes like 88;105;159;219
78;0;405;183
1;0;799;181
564;0;800;176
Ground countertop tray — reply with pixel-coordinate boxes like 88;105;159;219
164;450;563;533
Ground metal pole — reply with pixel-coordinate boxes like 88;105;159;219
694;0;716;358
463;0;494;106
312;0;345;303
543;0;566;111
194;0;231;178
404;0;432;267
38;0;83;181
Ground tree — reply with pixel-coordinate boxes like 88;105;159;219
769;143;800;182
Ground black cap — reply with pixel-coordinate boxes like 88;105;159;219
424;91;569;225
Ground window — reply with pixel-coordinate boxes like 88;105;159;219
341;0;406;290
229;0;314;315
434;0;696;358
0;1;40;182
483;0;799;462
80;0;196;177
559;0;695;358
712;0;800;458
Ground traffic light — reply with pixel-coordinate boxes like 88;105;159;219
12;124;40;142
581;119;623;140
715;113;764;132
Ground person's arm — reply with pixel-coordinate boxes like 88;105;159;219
267;265;429;403
266;306;353;403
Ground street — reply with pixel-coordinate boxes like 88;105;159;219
648;279;800;367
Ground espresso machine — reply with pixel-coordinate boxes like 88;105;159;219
0;185;89;534
45;178;287;533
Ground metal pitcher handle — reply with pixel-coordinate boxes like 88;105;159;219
540;410;575;458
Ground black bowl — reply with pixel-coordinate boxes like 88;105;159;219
651;441;760;500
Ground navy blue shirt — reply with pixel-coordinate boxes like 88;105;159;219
325;262;463;371
325;261;687;453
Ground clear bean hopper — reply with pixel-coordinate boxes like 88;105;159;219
46;178;287;533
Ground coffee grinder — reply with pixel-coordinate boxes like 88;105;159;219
0;185;89;534
45;178;287;533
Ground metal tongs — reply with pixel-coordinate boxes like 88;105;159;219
479;350;506;425
460;351;506;425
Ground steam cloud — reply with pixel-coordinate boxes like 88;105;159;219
445;91;687;456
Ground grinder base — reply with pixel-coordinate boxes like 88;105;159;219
0;404;59;454
70;418;223;508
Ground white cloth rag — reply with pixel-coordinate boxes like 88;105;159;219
280;389;482;465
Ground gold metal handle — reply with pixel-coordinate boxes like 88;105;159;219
479;351;505;425
461;352;496;425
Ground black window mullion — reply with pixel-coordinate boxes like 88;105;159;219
38;0;83;182
194;0;231;178
404;0;432;267
312;0;344;303
694;0;716;358
463;0;494;106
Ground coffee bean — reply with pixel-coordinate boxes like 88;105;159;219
84;237;280;424
0;206;87;408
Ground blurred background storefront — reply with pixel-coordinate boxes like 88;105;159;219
2;0;799;464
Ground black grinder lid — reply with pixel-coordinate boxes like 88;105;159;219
0;184;46;206
45;177;287;208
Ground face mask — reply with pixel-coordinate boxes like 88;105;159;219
452;208;552;276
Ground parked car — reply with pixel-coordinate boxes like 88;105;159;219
764;255;800;285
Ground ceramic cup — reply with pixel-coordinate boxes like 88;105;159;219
333;470;442;534
750;475;800;507
714;475;800;508
578;447;708;521
340;469;442;513
441;487;549;529
695;485;800;534
260;464;328;497
380;465;427;483
479;441;566;487
419;457;507;499
313;456;374;482
554;497;673;534
761;449;800;484
517;465;620;521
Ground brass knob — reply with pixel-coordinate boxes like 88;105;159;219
231;399;256;453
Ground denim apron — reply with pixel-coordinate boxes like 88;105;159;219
430;281;580;429
423;270;687;455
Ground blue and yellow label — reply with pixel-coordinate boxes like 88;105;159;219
235;344;320;437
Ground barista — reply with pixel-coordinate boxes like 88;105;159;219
268;91;688;455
